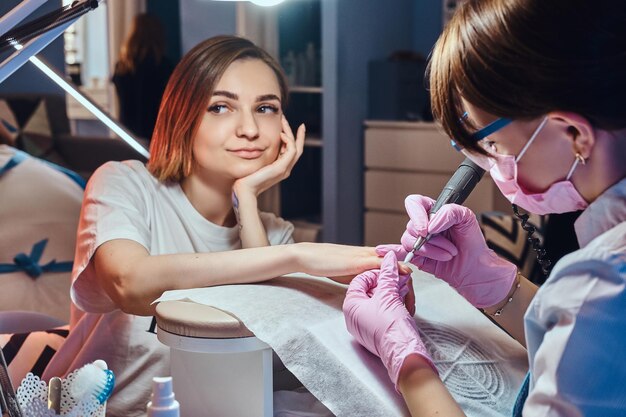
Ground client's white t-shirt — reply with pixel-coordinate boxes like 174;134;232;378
43;160;294;417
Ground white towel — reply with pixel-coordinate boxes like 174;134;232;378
155;270;528;417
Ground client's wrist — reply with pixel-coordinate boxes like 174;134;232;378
232;189;258;210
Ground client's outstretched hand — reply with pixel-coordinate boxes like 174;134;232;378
342;251;437;390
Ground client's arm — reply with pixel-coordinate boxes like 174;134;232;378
94;240;383;316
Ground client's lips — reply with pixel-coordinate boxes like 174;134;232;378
229;148;265;159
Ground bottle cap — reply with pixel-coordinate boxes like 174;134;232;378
147;376;180;417
151;377;175;407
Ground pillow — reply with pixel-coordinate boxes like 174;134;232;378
19;100;68;166
0;326;69;391
0;100;19;146
0;96;69;166
0;146;83;323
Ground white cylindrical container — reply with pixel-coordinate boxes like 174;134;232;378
155;301;273;417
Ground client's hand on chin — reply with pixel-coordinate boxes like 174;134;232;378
233;116;305;198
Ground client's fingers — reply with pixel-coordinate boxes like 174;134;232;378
399;263;412;275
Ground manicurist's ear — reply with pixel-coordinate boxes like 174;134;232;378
548;111;595;159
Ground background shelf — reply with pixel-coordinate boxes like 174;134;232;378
290;86;323;94
304;137;322;147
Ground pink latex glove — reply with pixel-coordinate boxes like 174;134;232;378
343;251;437;390
370;273;415;316
377;195;517;309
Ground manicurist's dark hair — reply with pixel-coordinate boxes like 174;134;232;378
428;0;626;154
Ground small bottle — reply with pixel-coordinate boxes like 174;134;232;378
147;376;180;417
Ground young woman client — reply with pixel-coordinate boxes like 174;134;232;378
44;36;386;416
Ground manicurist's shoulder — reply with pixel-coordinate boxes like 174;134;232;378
524;222;626;415
530;223;626;322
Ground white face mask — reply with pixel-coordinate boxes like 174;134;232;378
462;117;589;215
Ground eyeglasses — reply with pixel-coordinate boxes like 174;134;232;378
450;113;512;170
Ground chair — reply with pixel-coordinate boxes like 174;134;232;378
0;145;83;323
0;145;80;388
0;93;147;180
0;311;66;334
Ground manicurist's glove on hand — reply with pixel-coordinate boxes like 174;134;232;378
343;251;437;390
377;194;517;308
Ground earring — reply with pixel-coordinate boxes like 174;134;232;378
575;153;587;165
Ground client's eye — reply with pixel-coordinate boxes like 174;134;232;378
208;104;229;114
257;105;279;114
